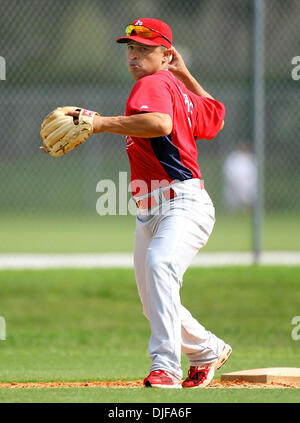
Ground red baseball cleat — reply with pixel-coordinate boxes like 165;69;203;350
182;344;232;388
143;370;182;389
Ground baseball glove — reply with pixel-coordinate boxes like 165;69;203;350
40;106;99;157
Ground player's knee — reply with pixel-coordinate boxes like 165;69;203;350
146;251;164;273
146;250;177;279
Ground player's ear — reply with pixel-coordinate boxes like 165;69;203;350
162;48;173;65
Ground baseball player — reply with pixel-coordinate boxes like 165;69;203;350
41;18;231;388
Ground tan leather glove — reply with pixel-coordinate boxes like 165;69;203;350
40;106;99;157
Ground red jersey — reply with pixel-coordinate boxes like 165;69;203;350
125;70;225;196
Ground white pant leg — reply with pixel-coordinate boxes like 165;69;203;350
134;214;183;379
134;188;225;379
180;306;225;366
167;196;225;366
134;216;152;319
142;213;186;379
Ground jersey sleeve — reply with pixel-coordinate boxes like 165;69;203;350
126;75;173;119
194;97;225;141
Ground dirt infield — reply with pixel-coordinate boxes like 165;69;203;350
0;380;299;389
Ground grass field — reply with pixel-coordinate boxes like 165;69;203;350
0;212;299;253
0;266;299;403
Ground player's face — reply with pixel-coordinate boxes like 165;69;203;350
127;42;168;80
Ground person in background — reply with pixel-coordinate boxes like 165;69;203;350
223;142;257;213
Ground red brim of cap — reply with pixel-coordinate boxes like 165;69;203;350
116;35;171;48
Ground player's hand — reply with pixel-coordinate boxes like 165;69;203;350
65;110;80;125
65;110;103;133
168;47;189;79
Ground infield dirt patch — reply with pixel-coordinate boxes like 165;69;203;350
0;380;299;389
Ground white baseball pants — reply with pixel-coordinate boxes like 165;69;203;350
134;179;226;380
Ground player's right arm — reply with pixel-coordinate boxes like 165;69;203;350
168;47;214;99
168;47;224;131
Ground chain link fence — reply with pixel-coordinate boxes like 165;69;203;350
0;0;299;252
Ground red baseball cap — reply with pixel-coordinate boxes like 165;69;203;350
116;18;172;49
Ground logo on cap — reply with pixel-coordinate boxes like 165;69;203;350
134;20;143;25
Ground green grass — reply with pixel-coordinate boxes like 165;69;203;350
0;212;299;253
0;387;299;403
0;266;300;402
